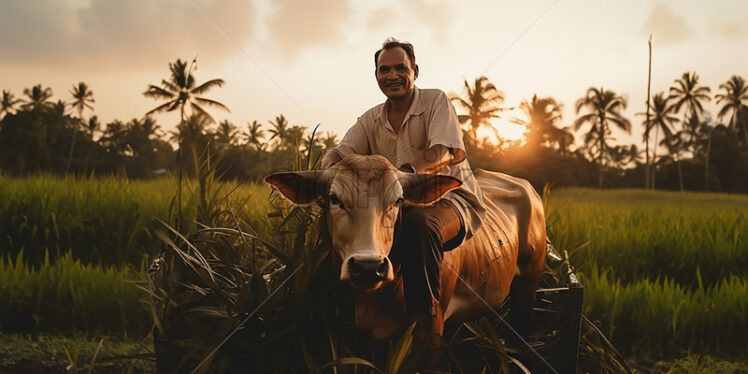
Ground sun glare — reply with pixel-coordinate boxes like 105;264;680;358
475;110;528;144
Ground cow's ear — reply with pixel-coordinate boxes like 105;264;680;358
399;173;462;205
265;170;330;205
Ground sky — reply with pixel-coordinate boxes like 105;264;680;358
2;0;747;148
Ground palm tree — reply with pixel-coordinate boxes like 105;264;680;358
143;58;230;124
285;125;307;154
715;75;748;146
66;82;95;173
668;72;711;156
450;76;506;141
321;131;339;151
516;94;571;152
639;92;678;189
215;120;238;147
21;84;54;110
267;114;289;150
69;82;95;119
1;90;22;119
574;87;631;188
243;120;265;150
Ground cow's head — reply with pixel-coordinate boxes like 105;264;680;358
265;155;461;291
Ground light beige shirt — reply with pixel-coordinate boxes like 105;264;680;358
333;87;486;238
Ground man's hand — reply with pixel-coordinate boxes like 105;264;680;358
411;144;463;174
321;150;343;169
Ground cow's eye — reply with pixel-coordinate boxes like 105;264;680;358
330;194;344;209
396;197;404;205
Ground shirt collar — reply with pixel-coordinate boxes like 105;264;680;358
377;87;425;125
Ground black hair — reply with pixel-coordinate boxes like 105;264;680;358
374;37;416;69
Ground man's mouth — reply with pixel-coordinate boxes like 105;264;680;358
385;81;403;88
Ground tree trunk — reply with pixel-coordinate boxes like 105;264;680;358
598;124;605;189
65;129;78;174
652;127;659;190
677;160;684;192
645;35;652;190
705;131;712;192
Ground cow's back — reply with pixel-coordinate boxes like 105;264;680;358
441;169;546;324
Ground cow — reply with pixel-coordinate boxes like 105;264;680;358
265;154;546;352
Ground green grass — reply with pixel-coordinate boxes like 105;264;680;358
547;188;748;358
546;188;748;288
581;264;747;357
0;174;273;267
0;251;148;333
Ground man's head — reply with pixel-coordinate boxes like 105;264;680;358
374;38;419;101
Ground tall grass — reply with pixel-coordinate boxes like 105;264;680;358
581;264;748;357
547;188;748;287
0;251;148;333
0;174;273;266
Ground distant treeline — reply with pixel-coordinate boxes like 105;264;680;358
1;59;747;192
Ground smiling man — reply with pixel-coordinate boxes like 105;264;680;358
321;38;485;317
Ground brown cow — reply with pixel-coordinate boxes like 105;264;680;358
265;154;546;348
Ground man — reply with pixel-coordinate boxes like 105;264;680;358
321;38;485;316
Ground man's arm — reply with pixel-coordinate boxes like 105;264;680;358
408;144;461;174
321;149;343;169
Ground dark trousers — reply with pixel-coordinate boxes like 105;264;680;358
389;200;466;316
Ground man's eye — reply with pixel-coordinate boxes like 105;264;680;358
330;194;344;209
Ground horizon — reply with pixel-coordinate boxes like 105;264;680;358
2;0;747;151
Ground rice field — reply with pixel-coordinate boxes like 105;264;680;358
0;176;746;366
546;188;748;358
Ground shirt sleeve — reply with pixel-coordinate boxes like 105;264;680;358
333;117;370;158
427;90;467;162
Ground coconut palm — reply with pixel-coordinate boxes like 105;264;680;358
243;120;265;150
450;76;506;141
285;125;306;154
516;94;572;152
321;131;339;151
21;84;54;110
715;75;748;146
215;120;238;147
66;82;95;173
639;92;678;189
144;58;228;229
267;114;289;150
143;58;229;124
574;87;631;188
1;90;22;119
69;82;95;119
668;72;711;155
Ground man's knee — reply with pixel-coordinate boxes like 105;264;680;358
402;209;442;241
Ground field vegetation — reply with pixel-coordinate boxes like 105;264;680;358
0;175;745;371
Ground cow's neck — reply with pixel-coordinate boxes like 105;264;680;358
353;276;407;341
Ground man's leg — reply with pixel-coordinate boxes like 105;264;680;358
389;199;465;316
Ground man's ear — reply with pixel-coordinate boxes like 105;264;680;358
265;170;331;205
413;64;419;79
399;173;461;205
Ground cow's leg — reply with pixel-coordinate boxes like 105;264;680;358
508;241;545;339
508;273;540;339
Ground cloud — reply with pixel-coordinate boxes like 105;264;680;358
709;18;748;40
0;0;256;69
401;0;453;41
366;7;396;31
264;0;351;59
641;3;694;46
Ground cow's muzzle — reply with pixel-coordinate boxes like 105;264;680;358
342;255;393;284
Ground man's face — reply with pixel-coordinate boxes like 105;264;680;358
376;47;418;101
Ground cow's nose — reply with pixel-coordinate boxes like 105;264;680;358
348;257;389;283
